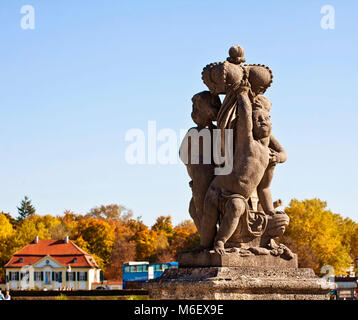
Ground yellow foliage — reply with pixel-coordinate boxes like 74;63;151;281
284;199;352;275
0;200;356;280
0;214;14;240
74;217;115;266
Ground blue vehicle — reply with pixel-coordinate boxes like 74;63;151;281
122;261;178;289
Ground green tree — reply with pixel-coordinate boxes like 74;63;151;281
17;196;36;221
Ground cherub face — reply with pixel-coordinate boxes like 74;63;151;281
252;110;272;139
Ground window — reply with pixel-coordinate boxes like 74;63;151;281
34;272;42;281
154;264;161;272
11;272;17;281
54;272;62;283
78;272;87;281
162;264;168;271
67;272;74;281
127;265;149;273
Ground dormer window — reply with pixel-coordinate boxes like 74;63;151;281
73;258;77;263
19;258;23;263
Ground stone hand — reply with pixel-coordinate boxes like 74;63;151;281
269;149;280;165
237;78;251;94
214;240;226;255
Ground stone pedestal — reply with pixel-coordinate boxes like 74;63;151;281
145;266;335;300
177;249;298;268
146;251;335;300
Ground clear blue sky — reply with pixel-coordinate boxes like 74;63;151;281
0;0;357;226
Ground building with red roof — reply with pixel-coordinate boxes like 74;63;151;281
5;236;101;291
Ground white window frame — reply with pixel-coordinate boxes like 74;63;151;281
78;272;86;281
54;271;62;282
34;271;41;281
68;272;74;281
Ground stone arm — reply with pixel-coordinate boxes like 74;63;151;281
268;134;287;165
257;165;275;215
257;136;287;215
236;85;254;144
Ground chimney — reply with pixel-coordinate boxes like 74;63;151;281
34;235;39;244
65;235;69;244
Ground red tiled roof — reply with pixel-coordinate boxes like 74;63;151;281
4;256;43;268
5;239;99;268
13;239;88;256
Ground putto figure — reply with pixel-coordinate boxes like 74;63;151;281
180;45;293;259
147;45;334;301
179;91;221;234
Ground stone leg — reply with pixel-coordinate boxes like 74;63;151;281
200;187;220;248
214;197;246;246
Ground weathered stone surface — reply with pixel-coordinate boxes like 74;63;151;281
145;267;335;300
179;45;293;255
152;45;335;301
178;249;298;268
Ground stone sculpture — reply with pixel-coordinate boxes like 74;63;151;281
147;45;336;299
180;45;293;260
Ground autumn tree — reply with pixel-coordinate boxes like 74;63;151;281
50;220;71;240
281;236;320;271
152;216;174;240
134;228;160;261
0;214;15;280
87;204;133;222
0;212;16;227
337;216;358;260
105;237;136;280
13;215;53;250
282;198;352;275
2;197;354;280
170;220;200;256
74;217;115;267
